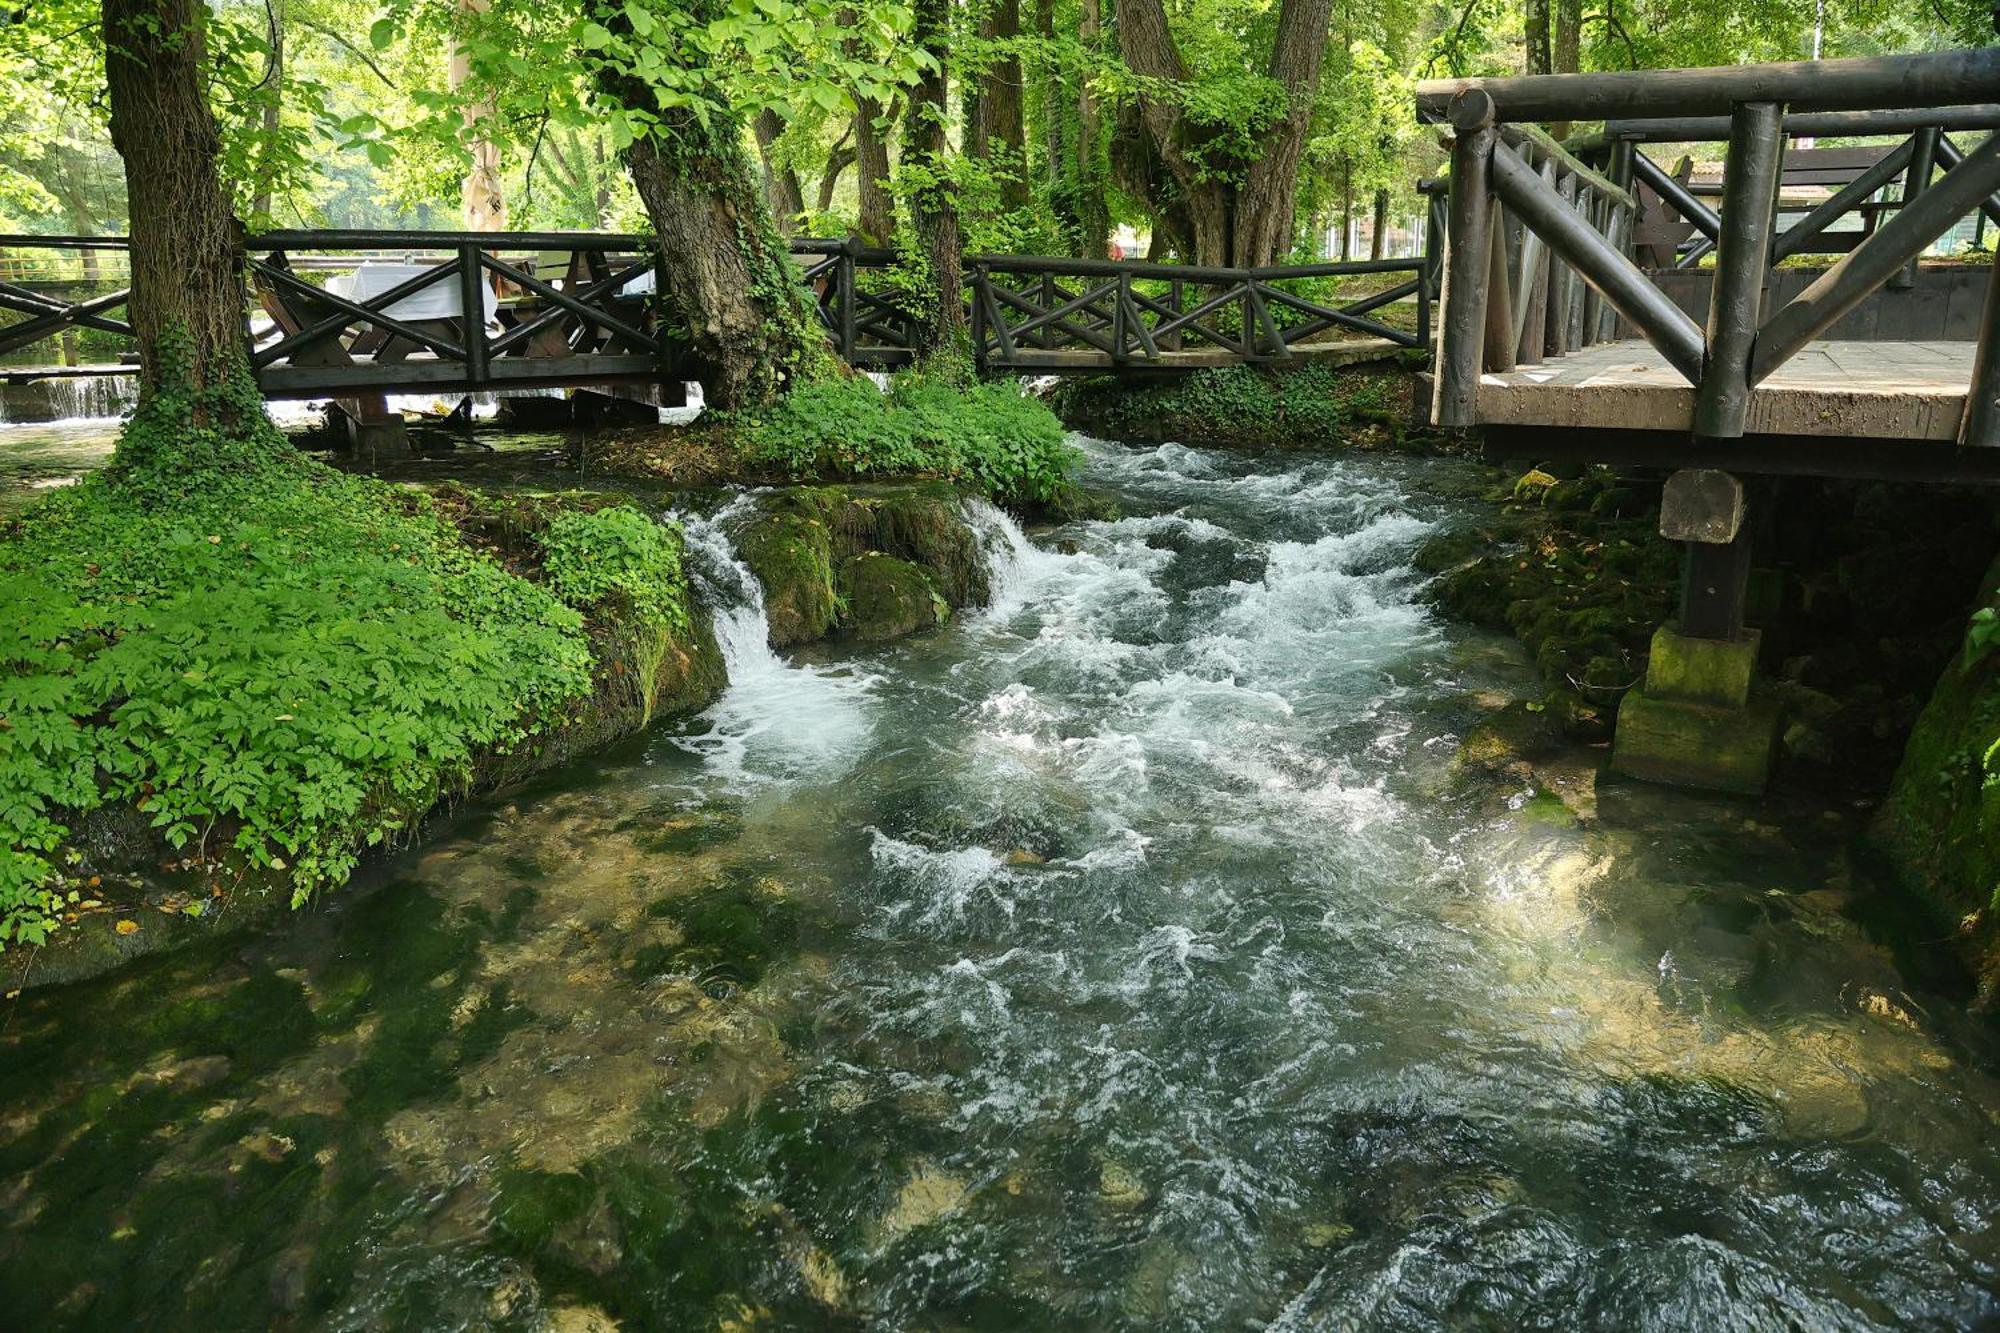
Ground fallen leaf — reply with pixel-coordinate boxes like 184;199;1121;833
114;919;139;935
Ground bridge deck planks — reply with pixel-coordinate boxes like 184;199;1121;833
1476;338;1974;442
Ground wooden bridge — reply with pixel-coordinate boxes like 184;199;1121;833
1415;47;2000;796
1417;48;2000;484
0;232;1429;401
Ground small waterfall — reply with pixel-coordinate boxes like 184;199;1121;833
960;497;1049;617
0;374;137;425
676;496;786;682
671;497;880;784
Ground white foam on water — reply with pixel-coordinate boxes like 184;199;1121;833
670;497;881;785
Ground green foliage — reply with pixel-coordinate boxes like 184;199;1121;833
1058;361;1410;449
727;371;1080;508
0;454;595;947
537;506;693;642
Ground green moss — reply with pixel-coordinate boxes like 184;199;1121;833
736;492;841;647
634;869;801;992
841;553;950;641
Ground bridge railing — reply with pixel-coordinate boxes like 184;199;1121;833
2;229;1433;388
1417;48;2000;445
0;235;134;363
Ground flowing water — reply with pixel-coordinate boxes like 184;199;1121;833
3;437;1998;1330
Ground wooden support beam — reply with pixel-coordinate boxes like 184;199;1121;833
1435;96;1497;429
1695;101;1784;440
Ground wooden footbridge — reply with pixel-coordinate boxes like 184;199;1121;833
1418;48;2000;484
0;232;1429;402
1415;47;2000;795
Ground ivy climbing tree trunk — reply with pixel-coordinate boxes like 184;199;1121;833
102;0;254;413
592;3;820;410
903;0;964;355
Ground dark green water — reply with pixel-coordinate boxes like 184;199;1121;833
2;435;1997;1330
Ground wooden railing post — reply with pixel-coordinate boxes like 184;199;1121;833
1693;100;1784;439
1437;89;1497;428
1961;248;2000;447
1893;124;1941;289
458;242;489;386
838;239;857;363
1113;270;1130;360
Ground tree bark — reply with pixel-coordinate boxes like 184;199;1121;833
903;0;963;354
855;100;895;243
1551;0;1582;137
817;133;856;213
1228;0;1338;267
978;0;1029;210
1524;0;1552;76
102;0;252;409
451;0;506;230
1370;187;1390;260
752;108;807;233
592;2;819;408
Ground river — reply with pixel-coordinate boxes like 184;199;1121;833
2;429;1997;1330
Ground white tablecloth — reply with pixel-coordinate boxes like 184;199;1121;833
328;262;498;324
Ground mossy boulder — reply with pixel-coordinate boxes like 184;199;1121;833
842;553;949;640
736;490;842;647
1873;645;2000;1009
734;482;989;647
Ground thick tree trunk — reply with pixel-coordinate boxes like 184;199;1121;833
592;0;819;408
622;128;817;409
903;0;963;354
855;100;896;243
978;0;1029;210
1116;0;1332;267
102;0;252;411
1370;187;1390;260
752;109;807;233
1228;0;1338;267
1113;0;1230;264
1551;0;1582;137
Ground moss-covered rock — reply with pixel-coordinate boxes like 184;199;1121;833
733;481;991;648
842;553;949;640
736;490;841;647
1873;643;2000;1009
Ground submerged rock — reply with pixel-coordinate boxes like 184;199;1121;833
841;552;949;640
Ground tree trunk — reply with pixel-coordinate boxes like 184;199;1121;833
981;0;1029;210
1227;0;1338;267
1072;0;1110;256
903;0;963;354
1338;158;1353;261
817;134;857;213
592;3;819;408
855;100;895;243
1113;0;1230;264
752;109;807;233
1524;0;1552;76
451;0;506;230
1370;187;1390;260
1551;0;1582;137
102;0;254;413
1116;0;1333;267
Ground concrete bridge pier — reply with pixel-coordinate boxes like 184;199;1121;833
334;394;410;462
1611;468;1781;794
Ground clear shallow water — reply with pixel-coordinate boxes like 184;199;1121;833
3;438;1998;1330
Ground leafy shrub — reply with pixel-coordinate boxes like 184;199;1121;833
0;462;594;946
537;506;692;642
727;371;1080;508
